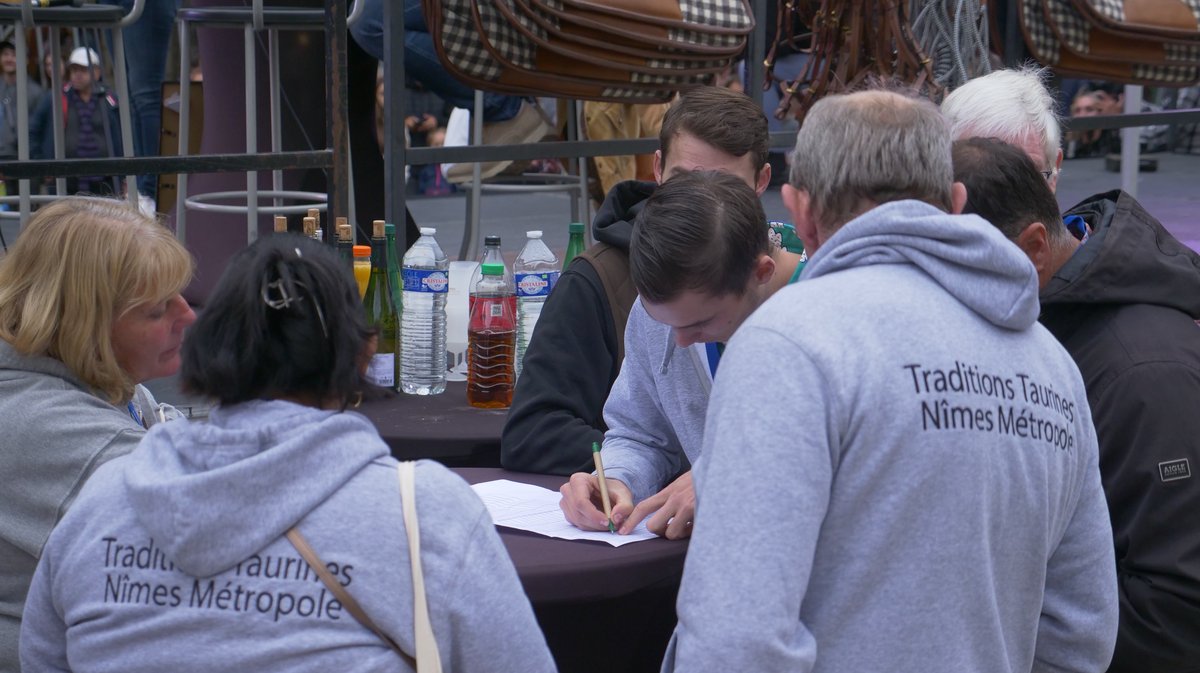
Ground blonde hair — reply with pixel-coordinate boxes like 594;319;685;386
0;197;194;403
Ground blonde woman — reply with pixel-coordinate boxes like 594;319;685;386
0;197;194;670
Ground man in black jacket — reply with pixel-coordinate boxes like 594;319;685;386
953;135;1200;673
502;87;773;475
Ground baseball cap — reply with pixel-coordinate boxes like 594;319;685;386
67;47;100;68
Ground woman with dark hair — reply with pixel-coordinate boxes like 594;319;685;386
19;235;555;673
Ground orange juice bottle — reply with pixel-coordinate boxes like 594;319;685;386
352;245;371;300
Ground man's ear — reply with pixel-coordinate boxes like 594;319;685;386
753;253;776;287
653;150;664;185
950;182;968;215
754;163;772;196
1047;148;1064;193
782;183;819;254
1016;221;1051;284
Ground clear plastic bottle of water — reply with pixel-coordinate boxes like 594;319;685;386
513;230;559;378
401;227;448;395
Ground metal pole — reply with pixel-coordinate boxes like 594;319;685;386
746;0;766;102
325;0;351;236
176;19;190;243
1121;84;1143;198
382;0;406;248
244;23;257;242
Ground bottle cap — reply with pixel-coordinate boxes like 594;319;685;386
337;223;353;241
420;227;437;236
385;222;395;235
485;235;501;246
481;262;505;276
526;230;543;239
568;222;584;233
352;245;371;259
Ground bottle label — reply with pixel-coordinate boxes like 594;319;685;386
515;271;559;297
489;303;505;317
402;268;449;293
366;353;395;387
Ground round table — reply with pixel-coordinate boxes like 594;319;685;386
456;467;688;673
357;382;506;466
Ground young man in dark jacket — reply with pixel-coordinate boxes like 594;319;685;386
501;87;775;475
954;136;1200;673
29;47;122;195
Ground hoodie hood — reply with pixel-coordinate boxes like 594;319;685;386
0;339;85;390
1048;190;1200;317
802;200;1041;331
593;180;656;250
123;399;387;577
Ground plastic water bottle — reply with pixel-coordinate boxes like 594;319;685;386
513;230;559;378
467;263;516;409
401;227;448;395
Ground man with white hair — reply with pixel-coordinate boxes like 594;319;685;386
948;72;1200;671
941;66;1063;190
661;88;1117;673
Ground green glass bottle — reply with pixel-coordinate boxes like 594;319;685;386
363;220;400;389
563;222;586;271
384;222;403;314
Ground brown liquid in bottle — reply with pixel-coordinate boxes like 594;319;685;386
467;328;516;408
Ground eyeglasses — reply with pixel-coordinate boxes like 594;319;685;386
1040;169;1056;180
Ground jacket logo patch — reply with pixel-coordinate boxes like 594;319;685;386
1159;459;1191;483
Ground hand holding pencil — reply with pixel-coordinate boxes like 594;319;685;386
592;442;615;533
558;444;634;534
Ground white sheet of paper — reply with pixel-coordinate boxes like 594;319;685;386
470;479;658;547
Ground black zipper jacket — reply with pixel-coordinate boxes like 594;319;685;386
1050;190;1200;673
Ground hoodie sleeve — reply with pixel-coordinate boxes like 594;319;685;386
1033;405;1119;672
598;300;688;502
1092;362;1200;672
664;325;830;673
501;261;616;476
19;536;72;673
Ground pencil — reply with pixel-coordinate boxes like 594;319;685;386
592;442;615;533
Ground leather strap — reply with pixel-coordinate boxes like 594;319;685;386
576;243;636;365
285;528;417;669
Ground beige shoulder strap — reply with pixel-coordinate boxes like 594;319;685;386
285;528;416;669
398;461;443;673
284;461;443;672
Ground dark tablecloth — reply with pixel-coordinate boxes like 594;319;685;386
456;467;687;673
358;382;505;466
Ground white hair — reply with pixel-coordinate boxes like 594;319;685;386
941;66;1061;173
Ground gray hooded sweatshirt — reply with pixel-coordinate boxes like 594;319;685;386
20;400;555;673
0;341;146;673
664;201;1118;673
600;298;713;502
